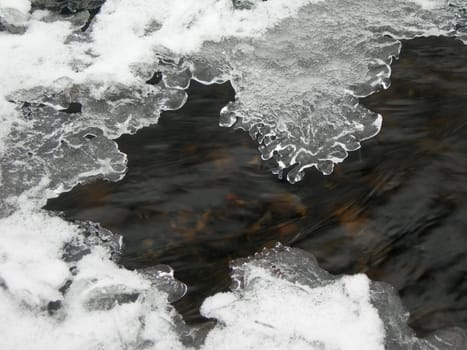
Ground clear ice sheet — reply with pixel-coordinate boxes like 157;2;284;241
0;1;466;349
187;0;467;181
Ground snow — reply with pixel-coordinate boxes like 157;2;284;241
0;0;31;14
201;268;385;350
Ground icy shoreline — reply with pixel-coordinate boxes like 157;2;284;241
0;1;466;349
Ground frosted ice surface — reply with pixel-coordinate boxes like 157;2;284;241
0;0;465;196
1;82;186;213
0;13;187;211
62;0;462;182
188;0;466;181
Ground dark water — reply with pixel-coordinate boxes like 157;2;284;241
45;37;467;335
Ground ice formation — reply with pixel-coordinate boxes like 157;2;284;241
0;0;466;349
202;245;467;350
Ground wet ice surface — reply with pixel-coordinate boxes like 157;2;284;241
171;0;467;181
0;0;467;349
0;0;466;199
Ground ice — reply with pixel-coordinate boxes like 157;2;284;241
202;267;385;349
1;0;465;191
0;3;187;202
0;1;466;349
186;0;466;181
0;286;189;350
1;221;465;350
201;245;467;350
0;206;191;350
139;265;188;303
62;220;123;263
0;7;196;346
55;0;463;182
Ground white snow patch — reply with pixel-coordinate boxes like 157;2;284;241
0;0;31;14
0;208;187;350
201;266;385;350
0;208;74;306
410;0;444;10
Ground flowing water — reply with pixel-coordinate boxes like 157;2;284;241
45;36;467;336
